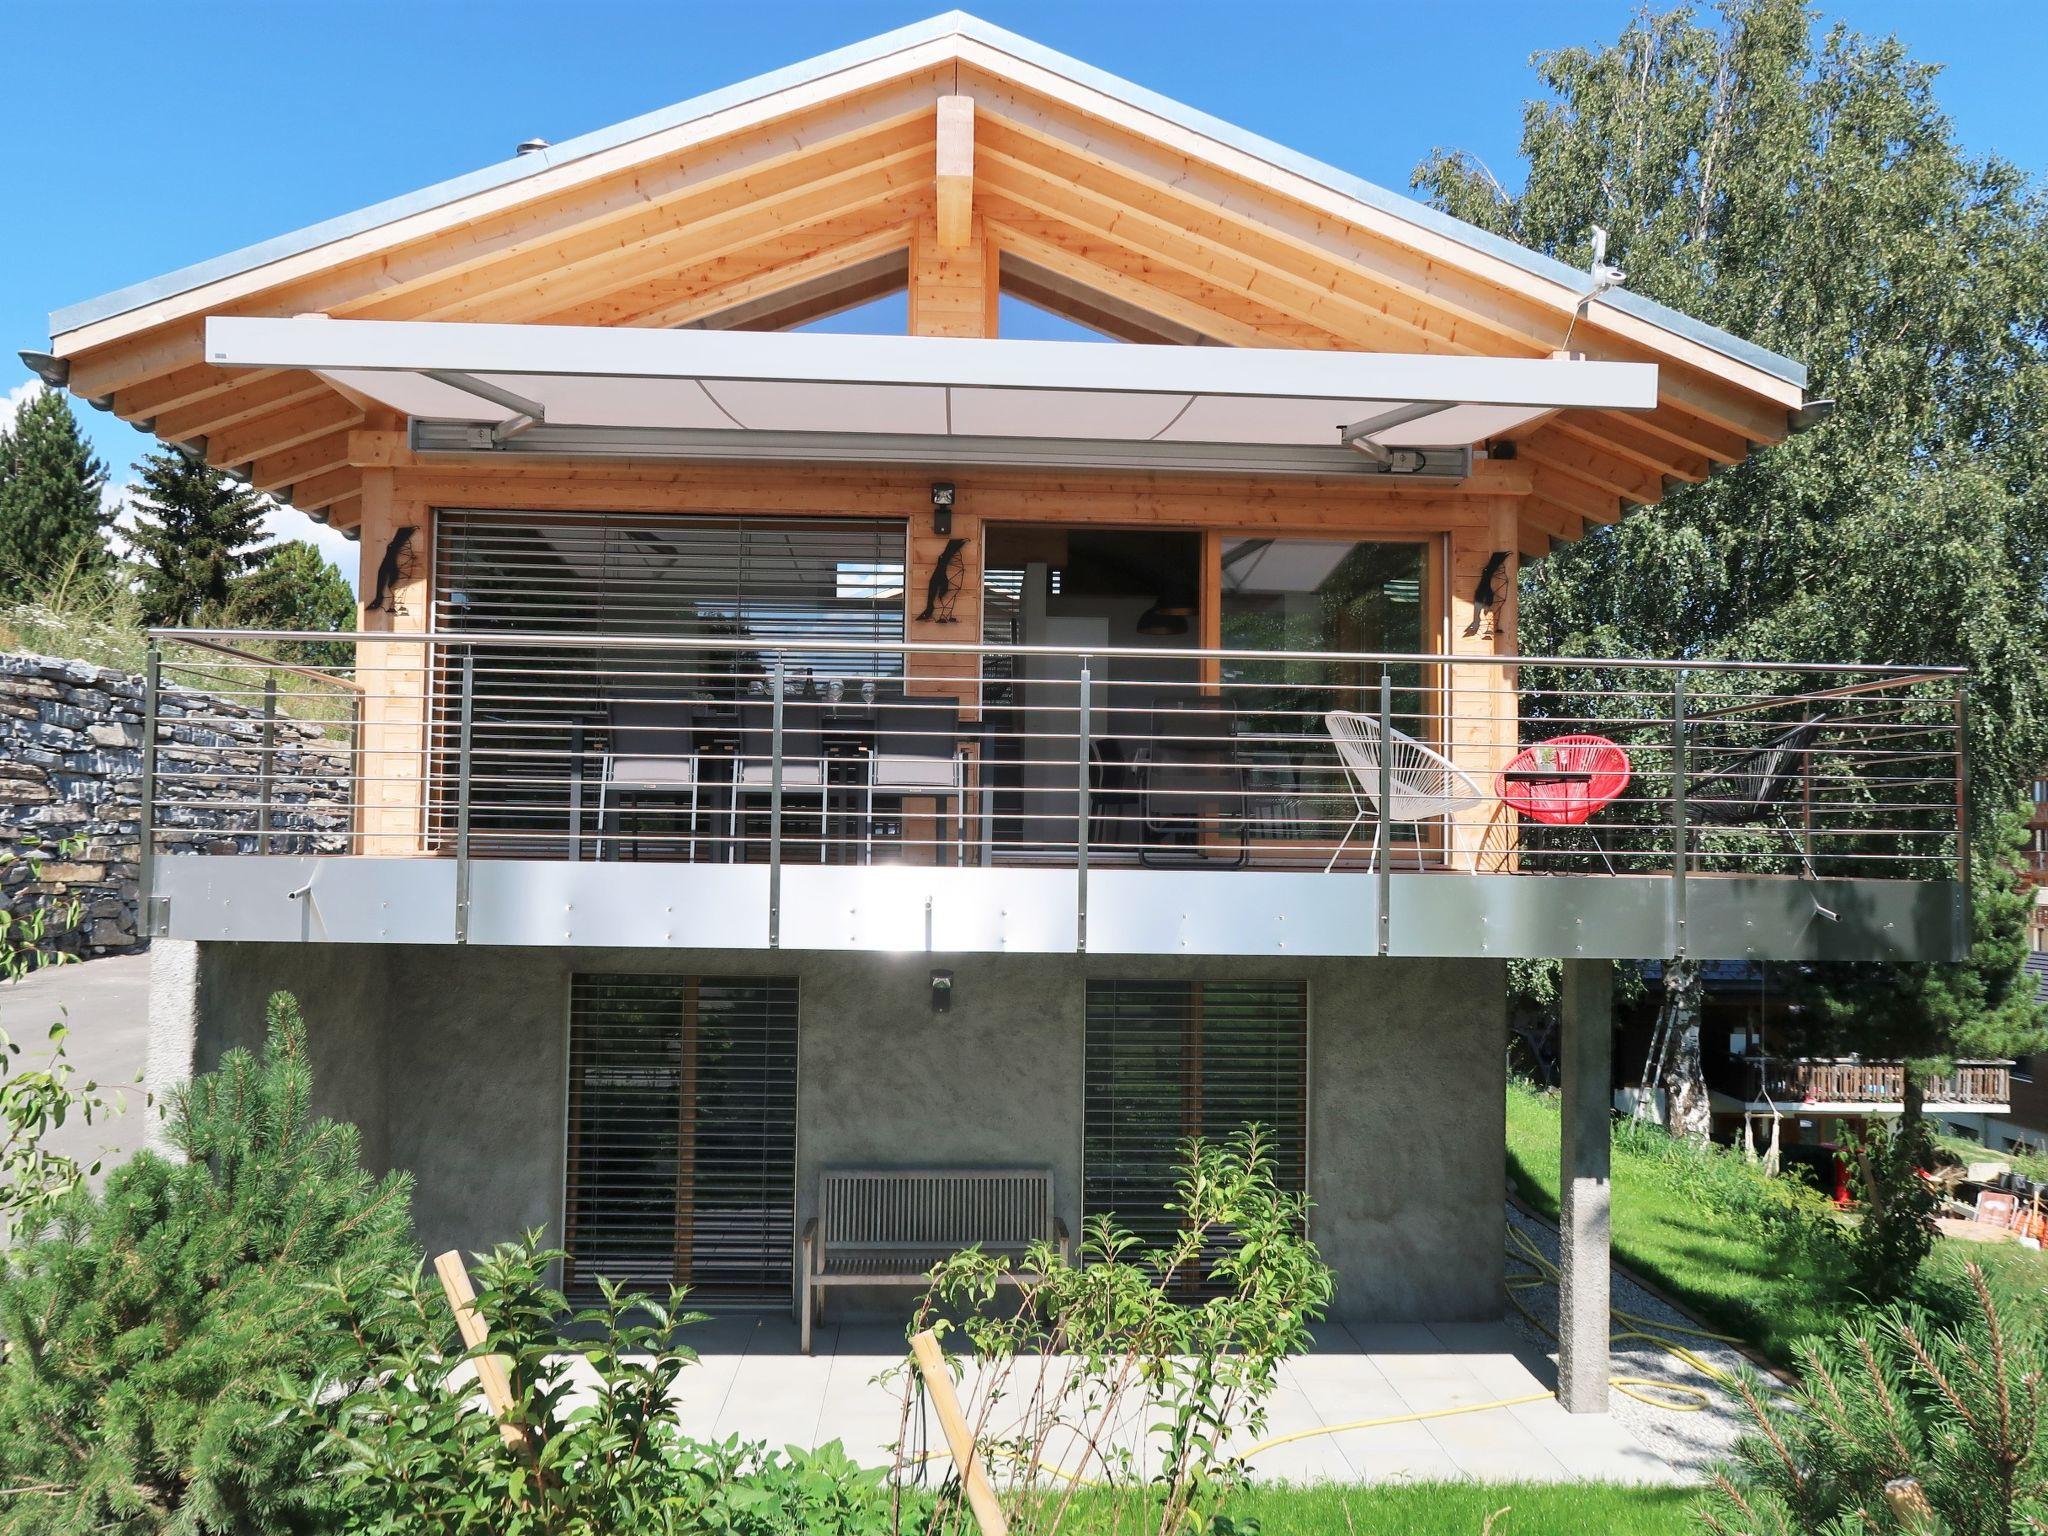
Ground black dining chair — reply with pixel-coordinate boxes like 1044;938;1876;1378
597;695;702;861
1137;691;1249;868
732;695;829;859
1686;714;1828;878
864;698;968;864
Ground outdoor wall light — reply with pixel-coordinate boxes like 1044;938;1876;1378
930;968;955;1014
931;481;956;536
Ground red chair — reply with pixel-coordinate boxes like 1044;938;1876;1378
1497;734;1631;870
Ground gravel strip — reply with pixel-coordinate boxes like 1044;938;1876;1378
1503;1202;1757;1478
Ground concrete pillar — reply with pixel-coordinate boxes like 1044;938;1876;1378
1557;958;1612;1413
143;939;200;1157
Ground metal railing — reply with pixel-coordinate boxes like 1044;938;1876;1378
138;628;1968;900
1750;1058;2012;1107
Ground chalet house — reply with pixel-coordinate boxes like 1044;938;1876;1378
28;15;1970;1411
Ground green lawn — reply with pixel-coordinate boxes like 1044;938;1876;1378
1056;1483;1698;1535
1507;1081;2048;1366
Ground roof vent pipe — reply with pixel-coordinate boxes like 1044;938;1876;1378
516;138;550;156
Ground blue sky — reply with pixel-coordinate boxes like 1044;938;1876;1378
5;1;2043;579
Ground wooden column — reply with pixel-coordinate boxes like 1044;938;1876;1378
354;470;432;855
1444;501;1520;870
903;210;996;710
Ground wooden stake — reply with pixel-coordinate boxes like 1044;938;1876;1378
433;1249;532;1456
910;1329;1008;1536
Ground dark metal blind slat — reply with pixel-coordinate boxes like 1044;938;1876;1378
1082;979;1307;1289
565;974;799;1307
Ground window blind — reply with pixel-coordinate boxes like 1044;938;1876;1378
1082;979;1308;1284
564;974;799;1307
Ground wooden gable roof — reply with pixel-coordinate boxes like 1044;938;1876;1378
32;12;1806;545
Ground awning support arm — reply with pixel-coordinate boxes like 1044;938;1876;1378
1338;400;1457;464
423;369;548;444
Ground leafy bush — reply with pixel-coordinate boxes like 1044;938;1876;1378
316;1234;924;1536
0;991;414;1534
908;1126;1333;1536
1839;1117;1941;1304
1700;1263;2048;1535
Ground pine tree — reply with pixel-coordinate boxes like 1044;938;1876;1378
125;448;273;627
0;991;415;1534
0;388;111;600
225;538;357;667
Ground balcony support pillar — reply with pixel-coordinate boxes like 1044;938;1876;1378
1558;957;1613;1414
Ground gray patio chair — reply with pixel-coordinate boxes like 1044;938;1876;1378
864;699;967;864
732;695;828;859
1137;691;1248;867
597;696;702;862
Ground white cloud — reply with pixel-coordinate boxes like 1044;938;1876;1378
0;378;44;436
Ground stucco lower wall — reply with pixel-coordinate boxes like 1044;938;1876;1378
167;943;1504;1321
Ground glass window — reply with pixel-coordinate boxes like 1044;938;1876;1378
1218;538;1428;846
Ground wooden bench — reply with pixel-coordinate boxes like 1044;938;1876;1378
799;1167;1069;1354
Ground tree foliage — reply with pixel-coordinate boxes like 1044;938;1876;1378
1416;0;2048;1070
226;539;358;667
1414;0;2048;803
0;389;110;601
124;449;273;628
0;992;413;1535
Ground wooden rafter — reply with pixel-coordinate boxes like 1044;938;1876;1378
206;396;362;472
935;95;975;253
250;429;355;494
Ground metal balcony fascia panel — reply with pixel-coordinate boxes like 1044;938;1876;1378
1680;878;1963;963
1385;873;1670;960
1084;870;1377;956
777;865;1078;952
155;856;457;944
465;861;769;948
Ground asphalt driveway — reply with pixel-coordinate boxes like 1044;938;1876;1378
3;950;153;1179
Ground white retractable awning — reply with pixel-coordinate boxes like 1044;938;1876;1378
205;317;1658;474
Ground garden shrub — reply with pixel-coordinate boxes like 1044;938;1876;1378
1701;1263;2048;1535
908;1126;1334;1536
316;1234;924;1536
0;991;414;1535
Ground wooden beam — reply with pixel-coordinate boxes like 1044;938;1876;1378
1521;430;1663;507
983;208;1339;348
250;429;353;494
283;465;360;512
1610;404;1750;467
935;94;975;253
542;204;919;329
322;493;363;533
115;363;266;422
1551;415;1709;486
64;320;206;400
909;211;996;338
150;374;330;443
52;62;953;354
206;394;362;470
1526;463;1621;525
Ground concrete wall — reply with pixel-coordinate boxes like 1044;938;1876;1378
160;943;1505;1321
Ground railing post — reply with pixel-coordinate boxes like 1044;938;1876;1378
454;647;474;945
1954;681;1971;956
1076;658;1092;955
138;643;160;938
256;674;276;855
1669;669;1688;959
1376;670;1392;956
769;653;785;950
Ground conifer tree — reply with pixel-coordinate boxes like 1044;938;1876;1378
225;537;358;666
0;388;111;600
124;448;272;626
0;991;414;1534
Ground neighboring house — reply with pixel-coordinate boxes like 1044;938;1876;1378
23;14;1969;1413
1621;962;2014;1152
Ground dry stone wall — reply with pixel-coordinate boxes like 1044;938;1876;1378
1;652;352;955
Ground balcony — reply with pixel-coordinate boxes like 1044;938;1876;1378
1748;1058;2012;1111
136;630;1969;963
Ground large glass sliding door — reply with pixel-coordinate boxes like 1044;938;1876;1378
1217;538;1429;851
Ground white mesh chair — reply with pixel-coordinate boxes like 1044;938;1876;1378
1322;710;1486;872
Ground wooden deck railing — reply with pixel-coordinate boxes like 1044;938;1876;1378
1754;1058;2011;1107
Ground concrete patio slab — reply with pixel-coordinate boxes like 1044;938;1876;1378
660;1314;1688;1486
